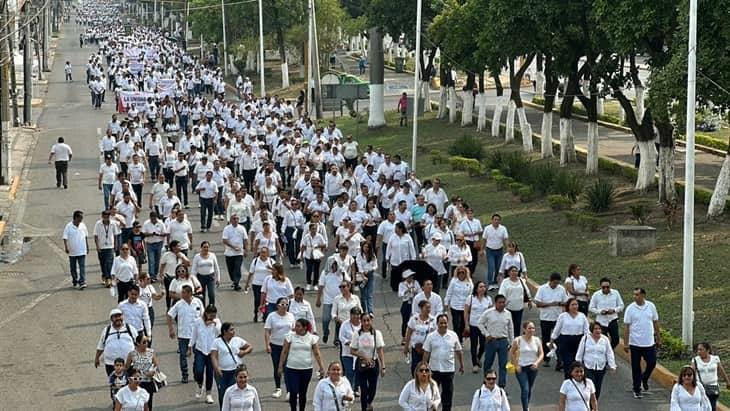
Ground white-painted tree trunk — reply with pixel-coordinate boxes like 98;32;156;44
246;51;254;72
477;93;488;132
517;107;533;152
581;80;590;97
448;86;457;124
421;81;431;112
368;84;386;128
560;118;576;166
708;155;730;217
461;91;474;127
281;62;290;89
585;122;599;175
597;98;604;116
437;86;447;119
492;97;505;138
635;86;645;122
541;111;554;158
659;145;676;203
505;100;516;143
635;140;656;191
535;71;544;98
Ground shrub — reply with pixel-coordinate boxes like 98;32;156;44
449;156;483;176
509;182;524;195
486;151;506;170
577;214;601;232
629;203;652;225
494;175;514;191
448;134;485;161
499;151;531;182
547;195;573;211
518;186;534;203
657;329;690;360
529;163;559;195
490;169;502;178
430;149;445;165
584;180;615;213
563;211;580;225
551;170;584;201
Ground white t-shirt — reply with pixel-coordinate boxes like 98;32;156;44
623;301;659;347
284;332;319;370
63;222;88;256
482;224;509;250
318;272;345;305
262;276;294;304
222;224;248;256
114;385;150;411
559;378;595;411
51;143;73;161
423;330;462;372
248;257;275;286
100;163;119;185
264;312;295;346
211;336;249;371
350;329;385;360
694;355;721;385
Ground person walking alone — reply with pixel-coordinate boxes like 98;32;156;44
624;287;661;399
63;210;89;289
49;137;73;189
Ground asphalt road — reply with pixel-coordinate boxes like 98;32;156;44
0;24;673;411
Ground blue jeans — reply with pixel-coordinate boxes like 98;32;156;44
515;366;538;411
486;248;504;285
305;258;320;286
146;242;163;280
341;356;357;390
356;361;380;410
270;344;283;388
69;255;86;285
410;347;424;377
484;338;509;388
198;274;216;307
148;156;160;180
97;249;114;279
178;338;190;378
321;304;333;341
193;349;214;391
102;183;113;210
359;271;375;315
216;369;237;406
400;301;412;338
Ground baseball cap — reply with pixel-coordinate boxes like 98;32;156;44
109;308;123;317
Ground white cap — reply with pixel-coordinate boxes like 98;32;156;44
432;233;442;241
402;269;416;279
109;308;123;317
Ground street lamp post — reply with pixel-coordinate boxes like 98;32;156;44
221;0;228;76
258;0;265;96
411;0;422;171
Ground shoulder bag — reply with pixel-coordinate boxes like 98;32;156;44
328;383;341;411
519;279;531;303
694;358;720;397
356;330;378;372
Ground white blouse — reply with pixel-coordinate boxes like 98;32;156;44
575;334;617;371
498;251;527;274
248;257;274;286
406;314;437;348
670;383;711;411
444;278;474;310
288;299;317;334
466;295;493;326
551;312;590;340
262;276;294;303
498;278;530;312
221;384;262;411
470;385;510;411
313;377;354;411
566;275;589;302
559;378;595;411
694;355;721;385
192;252;221;281
112;255;139;282
398;379;441;411
515;336;542;367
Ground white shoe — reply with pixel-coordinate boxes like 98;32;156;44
272;388;282;398
195;385;204;399
305;284;312;291
286;392;290;401
205;394;214;404
313;285;319;291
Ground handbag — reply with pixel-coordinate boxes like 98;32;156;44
519;279;531;303
694;358;720;396
152;369;168;391
356;330;378;371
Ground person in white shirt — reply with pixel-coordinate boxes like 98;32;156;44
670;366;712;411
444;266;474;343
95;308;138;375
300;223;327;291
221;367;262;411
118;285;152;337
376;211;397;278
350;313;386;411
94;210;120;287
464;281;493;373
479;214;509;290
166;285;205;383
403;299;437;376
551;298;590;380
141;212;166;282
477;295;514;389
565;264;590;315
385;222;416;290
509;321;544;411
423;233;448;294
331;282;362;346
167;212;193;253
588;277;624;349
264;297;296;398
623;287;661;398
424;178;448;216
558;362;597;411
533;272;568;367
128;154;146;202
221;214;249;290
191;241;221;306
211;322;253;406
423;313;464;411
289;287;318;334
398;361;441;411
470;369;510;411
313;361;355;411
574;322;616;399
458;208;482;274
411;279;444;318
355;242;378;316
48;136;73;188
99;155;120;210
278;318;326;410
196;170;218;232
498;266;533;339
692;342;730;411
113;367;150;411
173;152;190;207
190;305;222;404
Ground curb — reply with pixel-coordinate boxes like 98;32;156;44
0;176;20;238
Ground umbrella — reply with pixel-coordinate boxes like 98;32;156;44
389;260;436;292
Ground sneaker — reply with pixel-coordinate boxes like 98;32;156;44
272;388;282;398
286;392;290;401
313;285;319;291
305;284;312;291
205;394;214;404
323;334;328;344
472;365;480;374
633;391;643;399
79;283;87;290
543;359;551;367
642;380;649;392
72;283;78;289
195;385;204;399
181;376;189;384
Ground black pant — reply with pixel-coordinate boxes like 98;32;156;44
54;161;68;187
432;370;455;411
465;240;479;274
557;334;583;379
451;308;465;343
305;258;320;285
400;301;412;338
175;176;189;205
164;275;174;309
600;319;620;349
469;326;486;366
539;320;556;361
163;168;174;186
356;362;380;411
200;196;214;229
132;184;143;204
117;279;134;303
225;255;243;286
284;367;312;411
630;345;657;393
242;169;256;194
577;300;589;316
586;368;607;398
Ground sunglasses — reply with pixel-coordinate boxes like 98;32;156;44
128;377;142;382
278;303;289;307
339;285;348;289
121;247;130;250
485;377;497;381
418;369;430;373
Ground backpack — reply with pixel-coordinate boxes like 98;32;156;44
103;323;134;347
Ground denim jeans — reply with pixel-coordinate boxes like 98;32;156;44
410;347;424;377
359;271;375;315
284;367;312;411
305;258;320;286
146;242;163;280
270;344;283;388
341;355;357;390
148;156;160;180
432;371;455;411
102;183;113;210
175;176;189;206
98;249;114;279
69;255;86;285
380;243;388;277
178;338;190;378
193;349;214;391
515;366;538;411
199;196;214;229
585;367;606;399
225;255;243;286
355;361;379;410
469;326;486;366
400;301;412;338
629;344;657;393
215;193;225;216
484;338;509;388
216;369;237;406
321;304;333;340
198;274;216;307
486;248;503;285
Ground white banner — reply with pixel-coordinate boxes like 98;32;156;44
156;78;176;97
118;91;153;113
128;60;144;75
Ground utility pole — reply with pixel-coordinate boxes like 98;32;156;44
257;0;265;96
7;7;19;128
42;1;48;72
310;0;322;119
305;0;311;116
0;0;9;185
221;0;227;76
23;3;32;125
412;0;422;171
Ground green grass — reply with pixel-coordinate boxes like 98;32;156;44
338;111;730;401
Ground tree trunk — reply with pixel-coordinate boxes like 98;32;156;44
635;140;656;191
517;107;533;152
461;72;475;127
658;121;677;203
559;74;578;165
508;56;535;149
597;97;604;116
448;86;457;124
419;47;436;112
367;27;385;128
505;100;516;143
635;86;645;122
536;71;544;98
477;72;487;132
630;54;645;122
277;29;289;89
437;64;448;119
709;152;730;217
421;81;430;112
492;74;504;138
614;87;657;191
541;59;558;159
586;122;599;175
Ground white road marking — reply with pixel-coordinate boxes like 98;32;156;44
0;238;69;330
